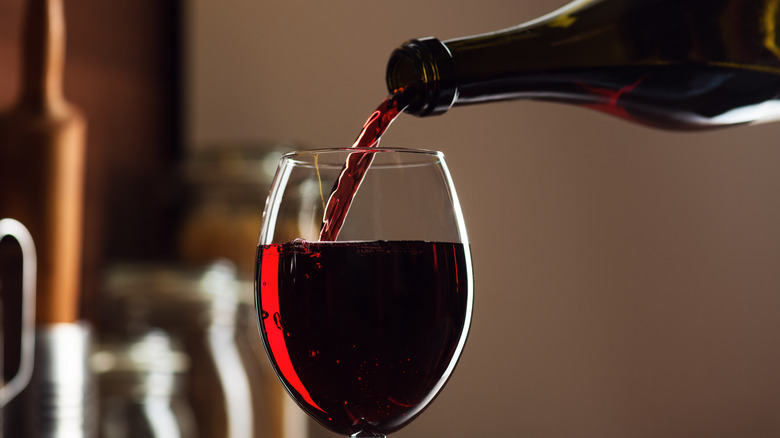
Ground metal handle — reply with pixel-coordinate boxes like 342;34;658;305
0;218;37;406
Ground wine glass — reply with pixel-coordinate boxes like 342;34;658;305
255;147;473;437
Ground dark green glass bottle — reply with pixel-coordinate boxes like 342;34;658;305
386;0;780;129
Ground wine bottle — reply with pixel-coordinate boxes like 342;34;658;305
386;0;780;130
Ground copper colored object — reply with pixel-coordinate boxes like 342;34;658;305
0;0;86;324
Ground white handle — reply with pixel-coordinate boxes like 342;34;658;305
0;218;37;406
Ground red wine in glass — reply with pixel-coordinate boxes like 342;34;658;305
256;240;471;436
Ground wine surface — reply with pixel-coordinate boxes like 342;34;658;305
256;240;471;436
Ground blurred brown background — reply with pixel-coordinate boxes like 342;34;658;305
4;0;780;437
0;0;181;313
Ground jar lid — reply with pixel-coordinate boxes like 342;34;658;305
92;330;189;374
101;259;240;328
182;141;296;189
92;330;189;398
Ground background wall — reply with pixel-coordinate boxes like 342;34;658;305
184;1;780;437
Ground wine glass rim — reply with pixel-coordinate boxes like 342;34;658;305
282;147;443;158
280;147;446;168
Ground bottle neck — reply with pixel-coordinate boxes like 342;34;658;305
19;0;67;113
386;37;457;116
385;0;621;116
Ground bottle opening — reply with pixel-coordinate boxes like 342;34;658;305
386;37;457;116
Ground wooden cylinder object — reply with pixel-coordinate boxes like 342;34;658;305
0;0;86;325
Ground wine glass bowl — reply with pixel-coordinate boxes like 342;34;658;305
255;148;473;437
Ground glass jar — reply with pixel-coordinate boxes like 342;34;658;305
176;141;307;438
99;261;255;438
92;330;195;438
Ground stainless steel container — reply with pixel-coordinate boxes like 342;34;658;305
5;323;96;438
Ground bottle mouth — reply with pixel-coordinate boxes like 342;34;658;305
386;37;457;116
